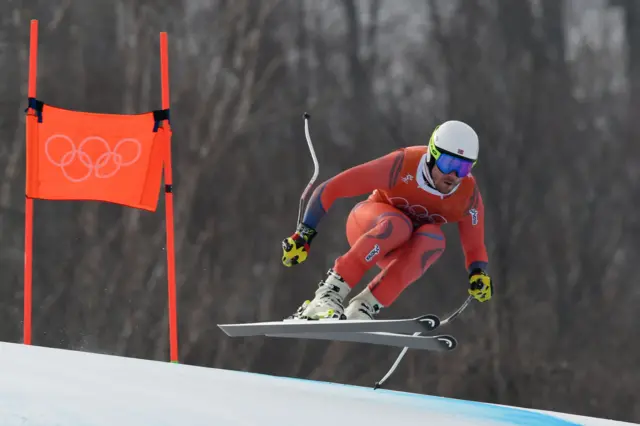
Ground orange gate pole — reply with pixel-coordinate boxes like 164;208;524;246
160;32;178;363
24;19;39;345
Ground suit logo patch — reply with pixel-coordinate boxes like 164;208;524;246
469;208;478;226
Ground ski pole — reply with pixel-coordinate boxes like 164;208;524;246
373;295;475;390
297;112;319;226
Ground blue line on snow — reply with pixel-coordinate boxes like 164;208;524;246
226;368;581;426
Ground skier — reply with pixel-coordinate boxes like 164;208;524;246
281;120;492;321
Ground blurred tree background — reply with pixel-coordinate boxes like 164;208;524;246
0;0;639;422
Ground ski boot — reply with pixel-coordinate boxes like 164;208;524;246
344;287;383;320
289;269;351;320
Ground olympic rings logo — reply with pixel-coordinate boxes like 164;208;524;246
389;197;448;225
44;134;142;183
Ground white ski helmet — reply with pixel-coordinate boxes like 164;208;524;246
426;120;479;177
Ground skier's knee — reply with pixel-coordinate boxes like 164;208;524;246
370;213;413;242
414;224;446;249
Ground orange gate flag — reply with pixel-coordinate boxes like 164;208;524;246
25;99;169;211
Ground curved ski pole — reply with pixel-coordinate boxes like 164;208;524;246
297;112;319;226
373;295;475;390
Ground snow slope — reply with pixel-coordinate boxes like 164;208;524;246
0;341;636;426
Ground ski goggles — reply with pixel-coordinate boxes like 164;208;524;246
428;141;475;178
434;151;474;177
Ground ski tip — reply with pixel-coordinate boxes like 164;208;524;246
416;314;440;330
436;335;457;350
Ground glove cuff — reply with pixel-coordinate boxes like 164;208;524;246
468;261;489;276
469;268;487;278
296;222;318;243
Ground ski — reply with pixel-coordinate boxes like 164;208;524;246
265;331;457;352
217;314;441;338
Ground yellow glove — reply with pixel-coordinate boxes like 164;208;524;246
282;223;317;267
468;269;492;302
